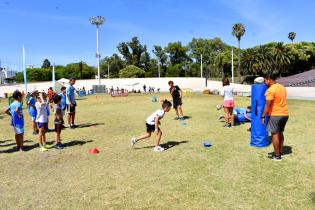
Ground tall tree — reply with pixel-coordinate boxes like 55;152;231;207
288;32;296;43
165;42;190;65
152;45;168;77
232;23;246;83
41;59;51;69
100;54;125;78
117;37;150;71
271;42;291;75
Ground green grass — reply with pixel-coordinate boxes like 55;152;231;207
0;93;314;210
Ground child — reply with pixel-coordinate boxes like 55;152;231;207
27;90;38;135
53;95;64;149
59;87;67;115
220;77;235;128
131;100;172;152
35;92;49;152
3;90;24;151
168;80;184;120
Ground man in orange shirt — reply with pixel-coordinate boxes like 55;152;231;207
262;74;289;161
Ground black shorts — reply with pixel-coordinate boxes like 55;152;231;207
66;103;76;113
173;98;182;109
267;116;289;133
55;124;62;133
146;123;156;133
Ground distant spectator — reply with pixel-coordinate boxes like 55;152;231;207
143;84;147;92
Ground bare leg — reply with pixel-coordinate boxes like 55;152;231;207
178;106;183;117
156;130;162;146
39;127;46;145
72;113;75;125
19;134;24;149
68;114;71;125
230;108;234;126
279;132;284;154
15;134;19;148
175;108;179;118
136;132;151;142
271;133;281;156
224;107;229;126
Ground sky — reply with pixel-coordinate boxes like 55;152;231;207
1;0;314;70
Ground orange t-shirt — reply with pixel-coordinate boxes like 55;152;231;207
265;83;289;116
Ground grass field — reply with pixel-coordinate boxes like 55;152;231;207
0;93;314;210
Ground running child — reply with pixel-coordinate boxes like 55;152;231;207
3;90;24;151
53;94;64;149
131;100;172;152
35;92;49;152
27;90;39;134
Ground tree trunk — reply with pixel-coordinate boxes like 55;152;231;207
238;39;241;83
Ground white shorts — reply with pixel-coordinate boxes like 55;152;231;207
13;127;24;135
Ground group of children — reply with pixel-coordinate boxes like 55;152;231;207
4;87;67;152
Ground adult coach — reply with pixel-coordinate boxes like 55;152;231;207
66;78;77;129
262;74;289;161
168;81;184;120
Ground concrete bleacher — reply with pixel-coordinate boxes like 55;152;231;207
277;69;315;87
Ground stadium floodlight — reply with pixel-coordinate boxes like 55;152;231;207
89;16;105;85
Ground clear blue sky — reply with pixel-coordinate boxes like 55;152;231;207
1;0;314;70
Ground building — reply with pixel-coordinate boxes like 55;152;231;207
0;67;18;84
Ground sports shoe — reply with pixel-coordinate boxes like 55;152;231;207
223;124;230;128
217;115;224;120
43;144;50;149
131;137;137;147
269;154;282;161
40;146;48;152
154;145;165;152
54;143;64;149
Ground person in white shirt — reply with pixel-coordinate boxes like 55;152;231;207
35;92;49;151
220;77;235;128
131;100;172;152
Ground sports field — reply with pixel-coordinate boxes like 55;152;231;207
0;93;314;209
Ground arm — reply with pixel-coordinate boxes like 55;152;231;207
244;113;251;121
4;107;11;116
262;100;273;123
16;107;22;119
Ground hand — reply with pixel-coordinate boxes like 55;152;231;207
261;116;265;124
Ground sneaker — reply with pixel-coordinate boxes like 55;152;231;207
19;147;26;152
223;124;230;128
69;125;75;129
131;137;137;147
269;154;282;161
42;144;51;149
40;146;48;152
54;143;64;149
217;115;224;120
174;117;180;120
154;146;165;152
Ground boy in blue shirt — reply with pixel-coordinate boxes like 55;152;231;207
66;78;76;128
27;90;38;134
4;90;24;151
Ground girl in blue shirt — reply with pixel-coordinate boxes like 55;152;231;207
4;90;24;151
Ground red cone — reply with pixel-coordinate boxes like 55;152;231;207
89;148;100;154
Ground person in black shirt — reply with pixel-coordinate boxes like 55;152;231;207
168;80;184;120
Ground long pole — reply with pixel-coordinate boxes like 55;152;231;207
22;45;27;95
96;25;101;85
158;62;161;78
200;54;203;78
52;63;56;92
107;63;110;79
231;48;234;83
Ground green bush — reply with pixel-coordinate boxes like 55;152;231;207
119;65;145;78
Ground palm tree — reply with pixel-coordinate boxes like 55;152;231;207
232;23;246;83
271;42;291;76
288;32;296;43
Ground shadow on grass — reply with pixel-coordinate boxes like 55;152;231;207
134;140;188;150
283;145;293;155
0;140;33;147
0;141;39;153
182;116;192;120
75;98;87;100
63;139;93;147
76;123;104;128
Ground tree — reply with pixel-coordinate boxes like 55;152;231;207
232;23;246;83
117;37;150;71
271;42;291;75
41;59;51;69
100;54;125;78
119;65;145;78
165;42;190;65
288;32;296;43
152;45;168;77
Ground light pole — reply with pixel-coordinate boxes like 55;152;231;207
89;16;105;85
158;61;161;78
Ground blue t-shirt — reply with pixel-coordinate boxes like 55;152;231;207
59;93;66;110
28;97;37;117
66;84;75;105
8;101;24;127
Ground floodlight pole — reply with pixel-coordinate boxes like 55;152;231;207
107;63;110;79
22;45;27;95
231;48;234;83
90;16;105;85
158;62;161;78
